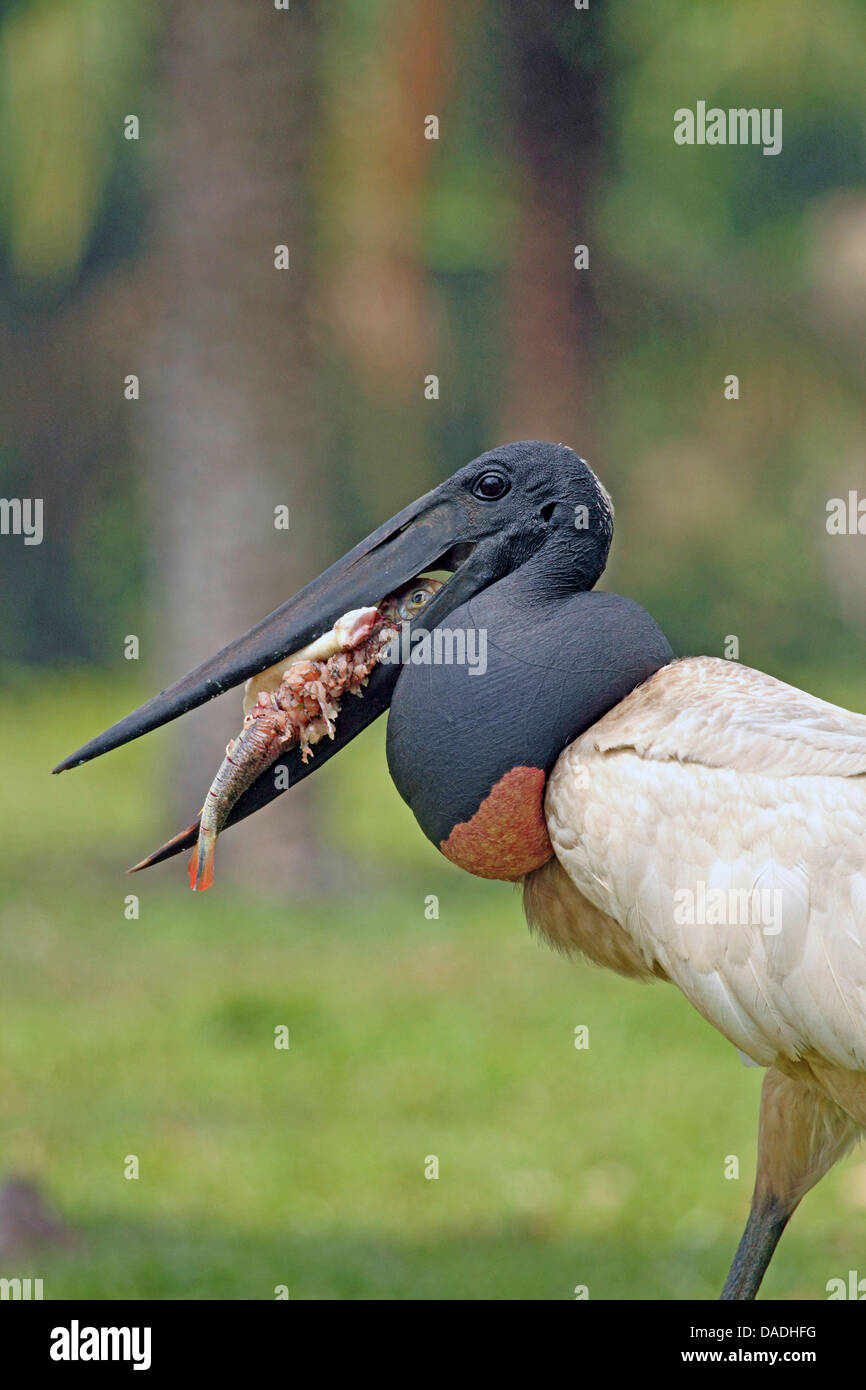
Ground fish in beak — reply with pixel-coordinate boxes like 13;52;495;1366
186;582;442;891
52;442;615;877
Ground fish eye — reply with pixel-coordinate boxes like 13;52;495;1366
472;470;510;501
411;589;427;605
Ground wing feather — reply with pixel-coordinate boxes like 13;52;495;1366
546;658;866;1070
590;656;866;778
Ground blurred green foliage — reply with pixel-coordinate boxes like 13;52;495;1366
594;0;866;677
0;0;863;678
0;0;154;287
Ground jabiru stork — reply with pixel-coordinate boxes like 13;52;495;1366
54;441;866;1300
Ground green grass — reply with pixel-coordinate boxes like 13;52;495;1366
0;668;863;1299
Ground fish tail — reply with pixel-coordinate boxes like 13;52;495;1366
189;827;217;892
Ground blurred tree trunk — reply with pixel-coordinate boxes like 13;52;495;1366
498;1;603;452
144;0;329;893
317;0;460;535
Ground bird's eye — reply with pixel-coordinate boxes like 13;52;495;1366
472;470;510;501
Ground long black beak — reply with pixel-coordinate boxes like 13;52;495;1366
52;473;506;867
53;486;485;775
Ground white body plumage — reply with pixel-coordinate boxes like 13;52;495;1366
542;657;866;1119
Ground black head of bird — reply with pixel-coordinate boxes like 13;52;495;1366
53;440;672;872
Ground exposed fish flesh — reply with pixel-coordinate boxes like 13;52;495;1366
189;578;441;891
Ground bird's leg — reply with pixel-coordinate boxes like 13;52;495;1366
720;1066;858;1300
720;1194;790;1301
